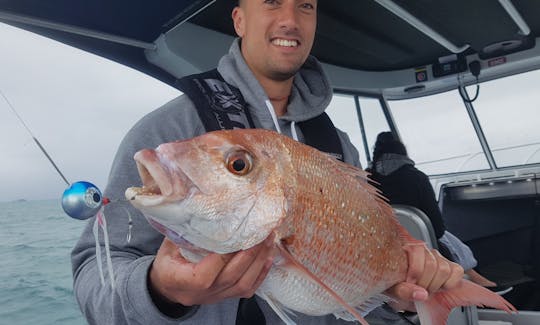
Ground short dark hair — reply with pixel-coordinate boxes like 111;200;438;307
372;131;408;163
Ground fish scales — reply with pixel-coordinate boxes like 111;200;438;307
126;129;516;324
268;137;407;314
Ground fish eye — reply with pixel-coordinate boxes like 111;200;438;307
226;150;253;175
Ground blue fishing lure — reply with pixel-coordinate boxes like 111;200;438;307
62;181;104;220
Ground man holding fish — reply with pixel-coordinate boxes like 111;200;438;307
72;0;470;324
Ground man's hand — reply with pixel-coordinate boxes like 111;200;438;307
385;244;464;311
149;234;276;308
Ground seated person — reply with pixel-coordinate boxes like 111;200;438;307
367;132;501;290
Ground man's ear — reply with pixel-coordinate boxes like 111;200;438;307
232;7;245;37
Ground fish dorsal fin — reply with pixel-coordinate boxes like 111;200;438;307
324;156;394;216
276;242;370;325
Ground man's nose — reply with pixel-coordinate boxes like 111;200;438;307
278;3;300;30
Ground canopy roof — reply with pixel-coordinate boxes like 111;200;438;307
1;0;539;92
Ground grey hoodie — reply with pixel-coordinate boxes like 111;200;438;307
374;153;415;176
71;39;372;325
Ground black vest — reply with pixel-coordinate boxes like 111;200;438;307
176;69;344;161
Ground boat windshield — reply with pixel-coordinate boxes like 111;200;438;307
327;68;540;176
466;69;540;168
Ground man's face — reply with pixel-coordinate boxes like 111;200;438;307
232;0;317;81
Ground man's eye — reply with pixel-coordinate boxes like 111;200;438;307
300;3;314;10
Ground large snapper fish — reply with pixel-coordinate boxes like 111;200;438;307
126;129;515;324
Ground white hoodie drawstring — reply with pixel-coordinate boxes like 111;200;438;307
265;99;299;141
265;99;282;134
291;121;298;141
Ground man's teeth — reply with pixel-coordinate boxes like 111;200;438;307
272;39;298;47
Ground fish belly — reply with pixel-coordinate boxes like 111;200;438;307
257;261;400;317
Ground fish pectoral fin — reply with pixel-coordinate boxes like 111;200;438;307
276;243;370;325
258;291;297;325
357;294;391;315
333;293;390;321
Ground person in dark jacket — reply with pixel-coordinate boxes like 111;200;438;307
368;131;447;240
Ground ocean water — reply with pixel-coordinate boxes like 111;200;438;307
0;199;87;325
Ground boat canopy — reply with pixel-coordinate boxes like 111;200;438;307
1;0;539;96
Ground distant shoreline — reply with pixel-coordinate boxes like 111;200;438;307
0;198;59;204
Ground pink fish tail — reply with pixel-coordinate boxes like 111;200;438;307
416;279;517;325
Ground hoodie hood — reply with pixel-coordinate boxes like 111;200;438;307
217;39;333;130
374;153;415;176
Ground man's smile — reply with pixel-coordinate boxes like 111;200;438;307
271;38;299;47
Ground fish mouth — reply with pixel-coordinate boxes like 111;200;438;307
125;148;193;206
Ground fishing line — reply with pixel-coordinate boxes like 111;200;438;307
0;88;71;186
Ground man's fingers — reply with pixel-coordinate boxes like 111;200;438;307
403;244;426;283
151;234;278;305
403;244;464;295
213;237;269;288
159;238;183;257
232;246;275;298
182;252;235;291
158;238;234;291
387;243;467;313
214;235;275;295
425;250;451;292
416;248;438;290
443;260;464;290
386;281;428;302
251;256;274;293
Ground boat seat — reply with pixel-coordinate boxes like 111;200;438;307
393;204;439;249
393;204;480;325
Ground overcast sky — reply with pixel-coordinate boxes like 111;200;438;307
0;23;180;202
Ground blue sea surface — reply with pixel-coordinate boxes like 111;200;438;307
0;200;87;325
